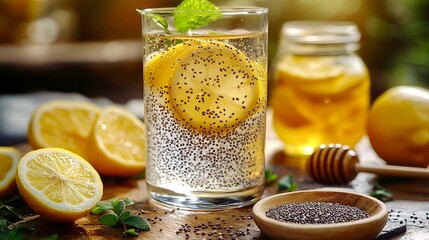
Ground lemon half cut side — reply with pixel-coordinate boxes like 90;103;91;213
0;147;21;198
89;106;146;177
16;148;103;222
28;100;101;159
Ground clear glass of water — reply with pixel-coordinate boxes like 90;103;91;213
140;7;268;210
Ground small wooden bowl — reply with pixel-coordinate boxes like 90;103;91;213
253;190;388;240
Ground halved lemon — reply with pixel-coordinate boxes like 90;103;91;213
16;148;103;222
166;40;261;133
0;147;21;198
88;106;146;177
27;100;101;159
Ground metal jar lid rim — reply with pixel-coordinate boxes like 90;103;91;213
281;20;361;44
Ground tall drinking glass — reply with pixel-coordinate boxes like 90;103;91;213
140;7;268;210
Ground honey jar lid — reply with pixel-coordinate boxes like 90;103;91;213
279;21;361;55
281;21;361;44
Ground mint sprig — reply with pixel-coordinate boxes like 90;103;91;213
138;0;221;33
91;198;150;236
174;0;221;33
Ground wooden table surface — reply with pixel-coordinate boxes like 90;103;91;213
13;114;429;240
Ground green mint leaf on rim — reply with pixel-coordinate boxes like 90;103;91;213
174;0;221;33
136;9;170;33
148;13;170;33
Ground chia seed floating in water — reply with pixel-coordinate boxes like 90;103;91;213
266;202;370;224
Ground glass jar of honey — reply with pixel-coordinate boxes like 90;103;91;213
270;21;370;157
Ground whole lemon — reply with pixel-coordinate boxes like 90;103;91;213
367;86;429;167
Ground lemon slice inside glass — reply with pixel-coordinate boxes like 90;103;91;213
168;40;260;133
144;43;197;89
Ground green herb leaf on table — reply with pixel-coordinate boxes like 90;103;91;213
40;234;59;240
174;0;221;33
265;169;278;184
98;212;119;227
370;183;393;202
0;196;26;221
124;228;139;236
91;202;112;215
91;206;107;215
123;198;134;206
278;175;298;192
0;195;32;238
0;225;37;240
122;215;151;231
91;197;134;215
119;210;131;222
0;228;25;240
113;200;126;216
4;205;23;220
0;217;7;229
92;198;150;236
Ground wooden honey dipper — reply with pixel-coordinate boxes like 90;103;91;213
307;143;429;184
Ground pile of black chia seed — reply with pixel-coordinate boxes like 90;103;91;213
266;201;370;224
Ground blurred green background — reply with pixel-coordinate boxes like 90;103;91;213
0;0;428;103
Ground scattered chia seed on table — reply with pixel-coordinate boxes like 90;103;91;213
266;202;370;224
